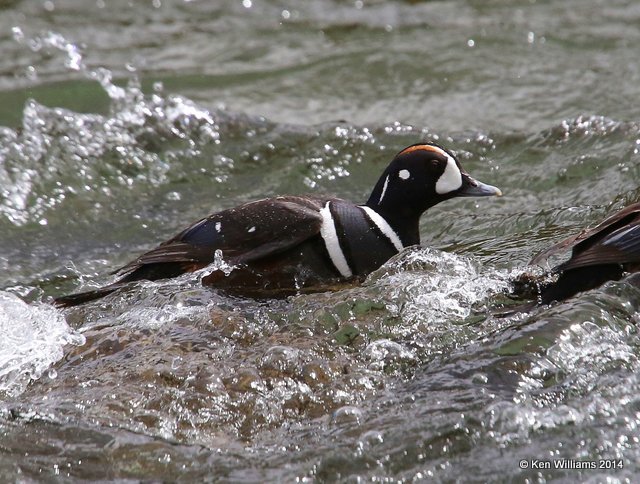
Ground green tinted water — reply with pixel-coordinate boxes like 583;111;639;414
1;0;640;481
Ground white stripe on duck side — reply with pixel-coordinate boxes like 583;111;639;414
359;206;404;252
319;202;353;278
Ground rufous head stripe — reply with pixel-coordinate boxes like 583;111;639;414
397;144;447;157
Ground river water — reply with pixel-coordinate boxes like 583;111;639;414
1;0;640;481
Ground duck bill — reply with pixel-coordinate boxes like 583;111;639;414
457;174;502;197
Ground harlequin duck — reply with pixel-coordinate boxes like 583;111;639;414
527;202;640;304
54;143;502;307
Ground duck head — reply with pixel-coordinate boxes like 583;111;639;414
366;143;502;245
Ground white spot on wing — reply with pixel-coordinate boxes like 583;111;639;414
360;206;403;252
435;155;462;194
399;169;410;180
320;202;353;278
215;221;222;233
248;226;256;233
378;175;390;205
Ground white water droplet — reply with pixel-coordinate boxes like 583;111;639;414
11;26;24;42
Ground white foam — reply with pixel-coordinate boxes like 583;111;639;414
376;247;510;324
0;292;85;397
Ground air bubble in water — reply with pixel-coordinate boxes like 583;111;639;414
332;406;363;425
11;26;24;42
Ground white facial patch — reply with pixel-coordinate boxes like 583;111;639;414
399;169;410;180
435;155;463;194
247;226;256;233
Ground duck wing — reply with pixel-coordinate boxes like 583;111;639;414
54;196;326;308
530;202;640;270
115;196;325;278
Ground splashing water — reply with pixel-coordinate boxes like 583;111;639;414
0;30;221;226
0;292;85;397
370;248;511;331
3;2;640;480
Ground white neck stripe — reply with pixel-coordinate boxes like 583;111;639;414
319;202;353;278
378;174;390;205
359;206;404;252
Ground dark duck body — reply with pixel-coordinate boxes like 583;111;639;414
528;202;640;305
54;143;502;307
